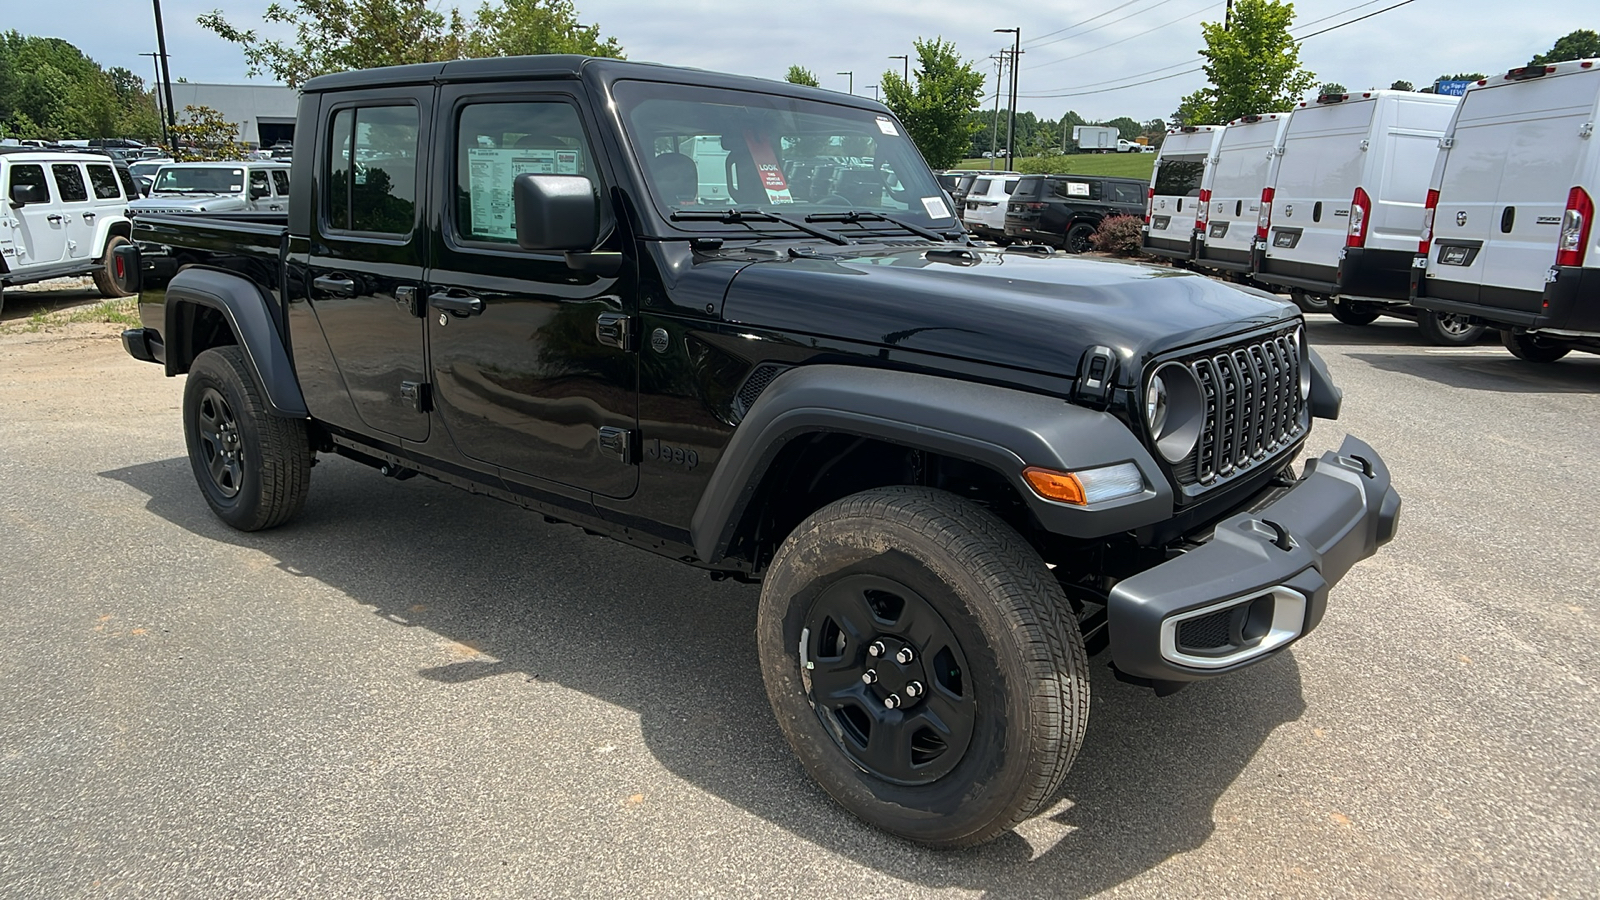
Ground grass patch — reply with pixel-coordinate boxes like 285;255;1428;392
955;154;1156;180
1;297;140;334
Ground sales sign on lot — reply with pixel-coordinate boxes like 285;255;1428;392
466;148;580;239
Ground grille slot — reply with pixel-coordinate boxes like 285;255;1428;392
730;363;790;424
1178;328;1305;489
1177;610;1233;650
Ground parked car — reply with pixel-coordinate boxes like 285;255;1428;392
1142;124;1226;262
114;55;1399;849
1006;173;1148;252
961;173;1021;241
0;147;135;314
128;158;176;197
128;161;291;215
945;168;1012;212
1412;59;1600;361
1193;113;1290;283
1254;90;1470;343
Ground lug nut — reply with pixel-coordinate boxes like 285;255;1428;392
861;669;878;685
895;647;915;664
905;681;923;698
867;641;885;658
883;694;901;709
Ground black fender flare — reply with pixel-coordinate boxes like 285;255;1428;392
688;365;1173;564
1306;346;1342;420
163;267;307;417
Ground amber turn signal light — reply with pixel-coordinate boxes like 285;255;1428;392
1023;467;1087;505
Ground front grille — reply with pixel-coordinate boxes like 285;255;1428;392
1176;327;1306;489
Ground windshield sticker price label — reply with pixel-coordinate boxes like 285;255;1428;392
742;130;794;204
921;196;950;219
876;117;899;136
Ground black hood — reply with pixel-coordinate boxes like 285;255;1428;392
719;246;1297;385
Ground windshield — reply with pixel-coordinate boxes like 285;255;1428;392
151;166;245;194
612;80;954;232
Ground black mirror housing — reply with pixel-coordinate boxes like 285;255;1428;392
10;183;46;206
514;174;598;252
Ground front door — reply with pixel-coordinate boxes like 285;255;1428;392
424;86;638;500
5;163;68;269
303;89;431;442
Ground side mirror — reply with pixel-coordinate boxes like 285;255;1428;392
513;174;598;252
9;183;47;207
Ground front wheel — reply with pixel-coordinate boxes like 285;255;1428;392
757;486;1090;848
1064;222;1096;254
183;346;312;530
1330;299;1380;326
1418;311;1485;346
1500;329;1570;363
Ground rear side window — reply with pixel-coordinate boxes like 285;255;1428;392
1154;153;1206;197
326;105;420;235
7;163;49;200
86;164;122;199
971;177;993;196
52;164;88;202
271;170;290;196
1002;179;1020;195
454;101;595;245
1012;177;1043;199
1110;182;1145;204
114;165;138;197
1050;179;1099;200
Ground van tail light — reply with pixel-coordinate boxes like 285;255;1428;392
1557;186;1594;268
1196;188;1211;231
1418;189;1440;258
1256;187;1275;241
1346;186;1371;248
1145;186;1153;224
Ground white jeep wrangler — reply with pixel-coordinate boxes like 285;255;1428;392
0;148;136;315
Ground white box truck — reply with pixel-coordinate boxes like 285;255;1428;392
1073;125;1118;153
1142;125;1226;262
1253;90;1471;343
1194;112;1291;283
1410;59;1600;362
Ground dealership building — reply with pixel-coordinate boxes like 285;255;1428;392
157;82;298;148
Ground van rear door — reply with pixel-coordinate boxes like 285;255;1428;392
1263;98;1377;288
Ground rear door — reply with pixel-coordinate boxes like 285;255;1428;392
1367;97;1454;252
49;162;94;260
1149;137;1207;241
424;83;639;500
1205;118;1283;257
1266;101;1374;269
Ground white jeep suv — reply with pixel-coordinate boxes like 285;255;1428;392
1;148;136;314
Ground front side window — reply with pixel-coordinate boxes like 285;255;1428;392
152;166;246;194
249;169;271;199
52;164;88;202
86;164;122;199
454;101;595;244
326;105;419;235
7;163;49;200
613;80;952;233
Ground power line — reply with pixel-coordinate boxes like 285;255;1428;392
1294;0;1418;41
1025;0;1188;52
1026;0;1221;71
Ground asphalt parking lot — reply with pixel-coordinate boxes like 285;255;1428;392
2;288;1597;899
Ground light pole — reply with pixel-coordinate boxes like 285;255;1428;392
138;51;170;149
995;28;1020;171
889;54;909;84
151;0;178;144
837;71;853;95
868;85;880;101
989;53;1005;160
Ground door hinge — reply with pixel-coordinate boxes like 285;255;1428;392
399;381;432;413
596;312;636;351
597;426;635;464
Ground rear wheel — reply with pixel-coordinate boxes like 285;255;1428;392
1064;222;1096;254
1291;290;1330;313
93;235;133;298
1418;311;1485;346
757;486;1089;848
1330;299;1380;326
1500;329;1570;363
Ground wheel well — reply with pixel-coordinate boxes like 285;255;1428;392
727;433;1035;572
168;301;237;374
107;221;132;241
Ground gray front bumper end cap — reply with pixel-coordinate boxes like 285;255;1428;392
1107;434;1400;683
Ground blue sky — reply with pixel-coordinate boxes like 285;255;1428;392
10;1;1597;123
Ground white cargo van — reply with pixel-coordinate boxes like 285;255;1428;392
1142;124;1225;261
1411;59;1600;362
1255;90;1471;342
961;173;1020;241
1193;112;1290;281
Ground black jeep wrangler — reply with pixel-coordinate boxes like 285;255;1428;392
116;56;1400;848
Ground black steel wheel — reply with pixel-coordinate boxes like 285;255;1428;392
183;346;312;531
1065;222;1096;254
758;486;1089;848
1418;311;1485;346
1330;299;1380;326
1500;329;1570;363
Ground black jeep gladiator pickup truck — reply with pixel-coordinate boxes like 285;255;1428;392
116;56;1400;848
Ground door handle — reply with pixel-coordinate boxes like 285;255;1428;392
429;291;484;315
312;274;358;297
46;214;65;224
83;211;97;221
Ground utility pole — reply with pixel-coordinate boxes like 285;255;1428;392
989;53;1005;160
868;84;880;101
138;51;170;149
889;54;909;84
837;71;853;95
1226;0;1233;30
152;0;178;144
995;28;1020;170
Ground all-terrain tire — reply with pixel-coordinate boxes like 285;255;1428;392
1065;222;1096;254
1330;298;1380;326
756;486;1089;848
1418;310;1485;346
183;346;312;530
93;235;133;298
1500;329;1570;363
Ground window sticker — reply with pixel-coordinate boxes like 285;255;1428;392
876;117;899;136
466;147;582;239
741;130;793;204
1066;182;1090;197
921;196;950;219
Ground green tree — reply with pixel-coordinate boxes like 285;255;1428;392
1390;79;1414;91
1529;29;1600;65
1172;0;1316;125
199;0;622;88
1435;72;1487;82
880;38;985;169
0;32;161;141
169;104;247;160
784;65;819;87
1318;82;1347;95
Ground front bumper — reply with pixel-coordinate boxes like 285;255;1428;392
1108;434;1400;683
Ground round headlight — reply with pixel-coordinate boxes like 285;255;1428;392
1296;326;1311;401
1148;363;1204;464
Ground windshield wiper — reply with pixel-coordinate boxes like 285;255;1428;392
670;208;851;246
804;210;947;242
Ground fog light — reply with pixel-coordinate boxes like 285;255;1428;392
1023;462;1145;505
